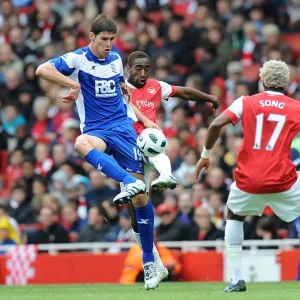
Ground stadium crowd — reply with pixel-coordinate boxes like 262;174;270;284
0;0;300;247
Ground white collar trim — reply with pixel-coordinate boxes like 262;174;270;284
125;80;137;89
265;91;284;95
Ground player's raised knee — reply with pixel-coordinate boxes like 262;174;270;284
74;135;92;156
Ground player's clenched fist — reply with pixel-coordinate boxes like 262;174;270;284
211;96;220;110
193;158;210;182
59;84;81;103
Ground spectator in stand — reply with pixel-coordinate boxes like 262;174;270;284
51;92;78;134
42;193;63;222
23;62;42;97
177;124;198;148
57;119;81;161
116;210;132;242
0;68;23;107
9;183;35;224
191;206;224;241
47;144;68;179
27;0;62;43
21;158;36;199
174;147;199;186
30;97;55;143
6;149;24;186
165;138;183;171
156;203;191;241
216;0;231;26
207;190;225;229
0;216;22;247
49;169;68;205
257;24;294;64
27;206;69;244
0;204;20;236
78;205;113;243
162;21;194;67
9;26;33;60
191;182;208;207
62;202;86;242
35;142;54;177
31;176;48;216
205;167;230;201
1;105;25;136
0;44;23;80
227;9;245;59
84;170;118;206
177;191;194;225
164;105;186;138
10;125;36;157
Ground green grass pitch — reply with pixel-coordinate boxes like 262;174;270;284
0;282;299;300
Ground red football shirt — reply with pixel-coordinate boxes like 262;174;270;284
223;91;300;194
126;79;176;135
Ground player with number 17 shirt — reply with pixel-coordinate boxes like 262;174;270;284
194;60;300;293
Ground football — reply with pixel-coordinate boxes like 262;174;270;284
137;128;167;157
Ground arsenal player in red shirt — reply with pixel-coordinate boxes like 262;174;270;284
126;51;219;191
194;60;300;293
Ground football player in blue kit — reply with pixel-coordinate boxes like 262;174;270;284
36;14;163;289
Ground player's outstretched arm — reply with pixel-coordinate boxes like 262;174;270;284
129;103;162;131
173;86;220;110
36;62;80;103
194;114;232;181
36;62;80;89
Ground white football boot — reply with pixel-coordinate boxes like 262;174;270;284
113;180;146;205
155;263;169;282
151;174;178;191
144;262;160;290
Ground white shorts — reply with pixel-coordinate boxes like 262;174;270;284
227;172;300;223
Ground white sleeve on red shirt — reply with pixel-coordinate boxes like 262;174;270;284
223;96;244;125
158;81;177;101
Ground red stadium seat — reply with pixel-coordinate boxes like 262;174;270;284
242;63;261;82
0;151;8;175
281;34;300;61
146;12;163;27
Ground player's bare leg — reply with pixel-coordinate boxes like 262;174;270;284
75;134;145;204
125;202;168;285
224;208;246;292
146;153;178;191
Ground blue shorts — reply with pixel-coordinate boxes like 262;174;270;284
86;122;144;174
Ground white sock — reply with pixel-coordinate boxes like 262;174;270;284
132;230;164;268
148;152;172;176
225;220;244;285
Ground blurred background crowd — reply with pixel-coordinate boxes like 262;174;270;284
0;0;300;248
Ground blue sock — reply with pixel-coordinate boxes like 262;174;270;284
135;201;154;264
85;149;136;184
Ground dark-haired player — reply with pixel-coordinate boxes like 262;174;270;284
36;15;161;289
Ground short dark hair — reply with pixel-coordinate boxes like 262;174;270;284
89;205;107;218
127;51;150;67
90;14;117;36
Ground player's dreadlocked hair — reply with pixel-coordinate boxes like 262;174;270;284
127;51;150;67
90;14;117;36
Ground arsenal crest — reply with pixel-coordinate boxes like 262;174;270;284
147;87;156;95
